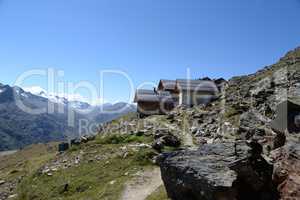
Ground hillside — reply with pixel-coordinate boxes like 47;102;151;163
0;46;299;200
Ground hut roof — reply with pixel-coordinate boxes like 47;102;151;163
134;89;173;103
271;100;300;133
158;79;177;91
175;79;219;93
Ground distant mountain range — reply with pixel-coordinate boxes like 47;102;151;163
0;83;136;151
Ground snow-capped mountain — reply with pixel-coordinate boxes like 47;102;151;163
23;86;89;108
23;86;136;113
0;84;136;151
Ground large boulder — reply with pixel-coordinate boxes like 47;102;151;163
159;142;278;200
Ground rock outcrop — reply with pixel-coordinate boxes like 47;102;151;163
159;142;278;200
157;47;300;200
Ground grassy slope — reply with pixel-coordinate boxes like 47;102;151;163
0;143;58;182
14;134;159;200
0;111;186;200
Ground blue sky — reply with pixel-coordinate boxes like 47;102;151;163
0;0;300;103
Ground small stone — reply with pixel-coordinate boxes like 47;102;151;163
152;139;164;152
120;146;127;151
123;152;129;159
42;168;50;174
207;138;214;144
75;157;80;164
51;168;58;172
224;122;231;126
0;180;5;185
8;194;17;199
109;180;116;185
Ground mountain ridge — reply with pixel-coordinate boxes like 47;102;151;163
0;84;136;151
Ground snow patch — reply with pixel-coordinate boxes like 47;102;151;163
23;86;106;106
21;93;28;98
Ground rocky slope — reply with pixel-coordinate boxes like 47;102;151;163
158;47;300;200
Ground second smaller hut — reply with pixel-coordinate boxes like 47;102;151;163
134;89;174;117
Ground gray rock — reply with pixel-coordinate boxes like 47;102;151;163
161;134;181;147
152;139;164;152
152;134;181;152
239;111;271;139
159;142;278;200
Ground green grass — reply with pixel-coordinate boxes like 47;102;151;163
96;133;153;145
2;111;186;200
0;143;58;182
162;146;180;153
110;112;138;125
133;148;157;166
16;137;157;200
18;154;128;200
